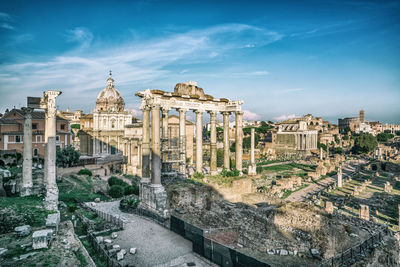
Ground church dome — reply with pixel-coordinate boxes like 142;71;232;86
96;71;125;112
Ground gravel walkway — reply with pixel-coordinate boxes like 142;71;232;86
93;201;215;267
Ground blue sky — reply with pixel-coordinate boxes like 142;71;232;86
0;0;399;123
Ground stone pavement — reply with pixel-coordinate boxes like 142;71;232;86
93;201;215;267
286;160;362;202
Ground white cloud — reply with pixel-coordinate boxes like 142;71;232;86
2;23;14;30
0;23;283;113
65;27;93;48
0;12;11;21
274;114;297;121
243;110;261;120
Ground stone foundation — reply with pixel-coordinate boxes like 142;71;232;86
139;180;168;218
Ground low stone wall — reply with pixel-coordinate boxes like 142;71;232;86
57;163;110;177
82;203;126;229
209;178;255;202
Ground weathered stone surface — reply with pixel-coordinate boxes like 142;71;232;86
32;229;53;249
280;249;288;256
112;244;120;250
96;236;104;243
130;247;137;254
111;232;118;239
116;250;124;261
46;212;60;232
15;225;31;237
94;198;100;203
104;239;112;244
0;247;8;256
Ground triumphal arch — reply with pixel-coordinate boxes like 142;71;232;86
135;81;243;217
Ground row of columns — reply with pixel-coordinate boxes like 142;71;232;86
297;133;317;150
141;105;244;185
21;91;61;211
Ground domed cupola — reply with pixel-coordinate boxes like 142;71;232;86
96;71;125;112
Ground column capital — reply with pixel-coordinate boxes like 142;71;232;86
140;106;151;111
235;111;244;116
151;103;161;110
177;108;188;113
208;110;218;116
222;111;231;116
161;107;170;114
194;109;205;114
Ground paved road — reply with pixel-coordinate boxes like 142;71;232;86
93;201;215;267
286;160;364;202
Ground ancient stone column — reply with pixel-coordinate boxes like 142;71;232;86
320;146;323;160
21;107;34;196
161;108;169;163
151;105;161;185
209;111;217;174
222;112;230;169
141;107;151;180
235;111;243;173
337;166;343;187
248;128;257;175
195;110;203;173
398;204;400;229
359;204;369;221
43;90;61;211
178;109;187;176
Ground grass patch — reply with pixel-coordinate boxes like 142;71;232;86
74;249;88;266
0;196;55;234
81;238;107;267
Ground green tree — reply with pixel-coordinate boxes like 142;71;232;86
352;133;378;154
243;133;260;149
317;142;327;152
377;132;394;143
216;149;224;167
56;146;80;167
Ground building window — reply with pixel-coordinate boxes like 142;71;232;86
15;135;21;143
61;124;65;130
33;148;38;157
32;123;38;130
56;135;60;142
36;135;42;143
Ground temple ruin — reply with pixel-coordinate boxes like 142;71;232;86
135;81;243;217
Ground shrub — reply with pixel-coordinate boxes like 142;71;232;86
57;146;80;167
108;176;128;187
67;203;78;213
124;185;139;196
108;185;124;198
193;172;204;180
256;166;263;174
78;169;92;176
221;168;240;177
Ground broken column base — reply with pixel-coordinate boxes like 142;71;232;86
248;164;257;176
20;186;33;197
45;186;59;211
139;180;169;220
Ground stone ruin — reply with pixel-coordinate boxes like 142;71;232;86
325;201;334;214
22;91;62;211
135;82;244;219
359;204;370;221
384;181;393;193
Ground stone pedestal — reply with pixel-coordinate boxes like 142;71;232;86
139;181;168;218
248;128;257;176
325;201;334;214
